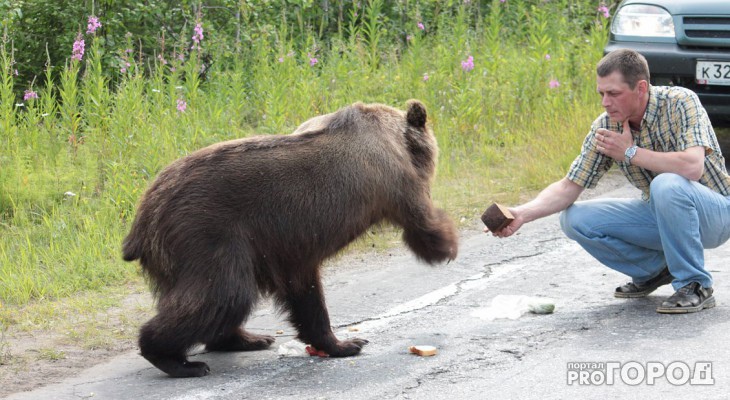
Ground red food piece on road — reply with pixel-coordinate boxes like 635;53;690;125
305;345;330;357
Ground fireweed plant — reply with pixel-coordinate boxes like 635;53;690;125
0;0;610;311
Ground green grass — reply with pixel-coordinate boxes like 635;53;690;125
0;0;609;324
37;348;66;361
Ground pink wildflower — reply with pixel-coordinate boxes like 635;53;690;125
549;79;560;89
87;16;102;34
423;73;429;82
177;98;187;113
461;55;474;72
23;90;39;101
545;54;551;61
417;22;425;30
72;34;85;62
310;57;318;66
192;23;204;46
598;5;610;18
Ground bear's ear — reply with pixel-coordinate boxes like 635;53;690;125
406;100;427;128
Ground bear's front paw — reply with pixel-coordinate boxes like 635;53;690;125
316;338;369;357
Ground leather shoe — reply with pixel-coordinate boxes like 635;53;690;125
614;267;673;298
656;282;715;314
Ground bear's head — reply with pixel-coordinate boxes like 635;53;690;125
293;100;438;183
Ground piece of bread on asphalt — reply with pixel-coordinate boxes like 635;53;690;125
409;345;437;357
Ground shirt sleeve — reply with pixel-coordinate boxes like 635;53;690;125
671;88;716;155
566;117;614;189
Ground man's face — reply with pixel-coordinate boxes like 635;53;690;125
596;71;646;124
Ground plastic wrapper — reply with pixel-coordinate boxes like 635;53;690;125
472;295;555;321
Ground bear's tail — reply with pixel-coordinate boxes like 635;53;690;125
406;99;427;128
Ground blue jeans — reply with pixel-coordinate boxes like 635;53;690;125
560;173;730;290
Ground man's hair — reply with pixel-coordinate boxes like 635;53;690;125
597;49;650;89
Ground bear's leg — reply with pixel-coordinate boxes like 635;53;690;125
402;207;458;264
206;327;275;352
282;273;368;357
139;273;257;376
203;250;272;352
139;313;210;378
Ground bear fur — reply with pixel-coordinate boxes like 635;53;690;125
122;100;458;377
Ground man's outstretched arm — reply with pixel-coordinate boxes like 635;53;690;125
487;177;585;238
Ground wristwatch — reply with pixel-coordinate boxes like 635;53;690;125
624;145;638;165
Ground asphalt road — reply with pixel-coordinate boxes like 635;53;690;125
7;173;730;400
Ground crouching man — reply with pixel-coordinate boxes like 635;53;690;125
487;49;730;314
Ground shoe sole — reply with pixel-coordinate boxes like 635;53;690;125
656;295;716;314
614;288;659;298
614;282;671;299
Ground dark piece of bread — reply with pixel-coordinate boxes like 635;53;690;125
481;203;514;232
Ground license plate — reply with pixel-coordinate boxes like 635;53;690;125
696;61;730;86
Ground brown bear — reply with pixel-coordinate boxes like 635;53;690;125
122;100;458;378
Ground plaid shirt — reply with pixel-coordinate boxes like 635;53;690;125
566;86;730;200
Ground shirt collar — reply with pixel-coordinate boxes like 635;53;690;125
641;85;660;131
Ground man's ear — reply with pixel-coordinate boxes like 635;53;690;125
637;79;649;95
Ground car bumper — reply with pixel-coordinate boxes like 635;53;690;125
604;41;730;117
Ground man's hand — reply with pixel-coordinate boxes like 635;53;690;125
595;120;705;180
481;178;585;240
595;120;634;161
483;210;523;238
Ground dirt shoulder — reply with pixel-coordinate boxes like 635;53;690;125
0;286;153;397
